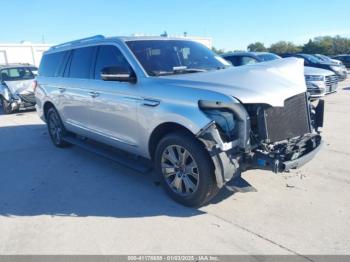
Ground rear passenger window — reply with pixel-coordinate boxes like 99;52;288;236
223;56;237;66
94;45;130;79
39;51;67;77
68;47;95;79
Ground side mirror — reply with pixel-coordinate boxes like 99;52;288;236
101;66;136;83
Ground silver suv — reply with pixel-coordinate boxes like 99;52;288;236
35;35;324;206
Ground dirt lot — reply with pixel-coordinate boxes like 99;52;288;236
0;78;349;256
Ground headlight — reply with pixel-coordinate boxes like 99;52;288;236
306;82;325;89
305;75;324;82
202;109;236;140
330;65;341;72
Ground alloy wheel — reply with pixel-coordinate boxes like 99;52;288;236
161;145;199;196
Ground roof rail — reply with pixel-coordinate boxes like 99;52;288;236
50;35;105;50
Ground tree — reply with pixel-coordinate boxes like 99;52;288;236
212;46;225;55
302;36;350;55
302;39;324;54
268;41;302;54
247;42;267;52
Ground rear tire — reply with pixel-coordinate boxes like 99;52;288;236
46;107;70;148
155;131;219;207
1;98;12;114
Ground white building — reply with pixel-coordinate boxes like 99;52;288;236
183;36;213;49
0;42;51;67
132;33;213;49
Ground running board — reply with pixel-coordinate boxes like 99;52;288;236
63;136;153;174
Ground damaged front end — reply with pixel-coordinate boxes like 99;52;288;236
0;82;36;112
197;92;324;188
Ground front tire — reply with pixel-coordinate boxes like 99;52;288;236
46;107;70;148
155;131;218;207
1;98;12;114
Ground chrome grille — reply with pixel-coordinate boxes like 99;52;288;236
325;75;338;93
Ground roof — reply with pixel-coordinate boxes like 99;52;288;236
221;51;273;57
47;35;198;53
333;54;350;57
0;63;37;69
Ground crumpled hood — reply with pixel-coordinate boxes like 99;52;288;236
159;57;306;107
4;79;35;96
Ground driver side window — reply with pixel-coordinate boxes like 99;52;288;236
94;45;131;79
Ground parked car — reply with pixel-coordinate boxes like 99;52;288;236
221;52;338;98
35;36;324;207
281;53;347;81
332;55;350;69
0;64;38;114
314;54;342;65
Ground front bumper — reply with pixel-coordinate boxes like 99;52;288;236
245;134;323;173
307;87;326;99
9;99;35;111
337;71;348;81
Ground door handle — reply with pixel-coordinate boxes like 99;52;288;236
142;99;160;107
58;87;66;93
88;91;100;98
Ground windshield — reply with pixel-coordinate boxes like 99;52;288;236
257;53;281;61
1;67;37;82
126;40;230;76
301;54;323;63
315;54;328;61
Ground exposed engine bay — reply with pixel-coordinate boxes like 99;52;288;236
197;92;324;188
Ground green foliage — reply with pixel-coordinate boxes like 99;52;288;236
302;36;350;55
241;36;350;56
268;41;302;54
247;42;267;52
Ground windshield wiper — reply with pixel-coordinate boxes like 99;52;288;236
152;68;207;76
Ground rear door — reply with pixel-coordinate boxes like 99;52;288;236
60;46;96;134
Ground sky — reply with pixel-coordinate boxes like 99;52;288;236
1;0;350;50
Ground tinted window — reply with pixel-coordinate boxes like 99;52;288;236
241;56;258;65
39;51;66;77
94;45;130;79
344;56;350;62
257;53;281;61
223;56;239;66
68;47;95;79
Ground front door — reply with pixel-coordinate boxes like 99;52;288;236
88;45;140;151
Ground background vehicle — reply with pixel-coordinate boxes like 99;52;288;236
36;36;323;207
0;64;37;114
314;54;342;65
281;53;347;81
332;55;350;69
221;52;338;98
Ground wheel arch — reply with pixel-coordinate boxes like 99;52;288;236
43;101;56;121
148;122;198;161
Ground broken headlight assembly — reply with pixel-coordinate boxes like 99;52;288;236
200;108;237;142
